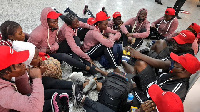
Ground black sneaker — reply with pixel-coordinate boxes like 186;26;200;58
59;93;69;112
72;81;84;107
51;92;62;112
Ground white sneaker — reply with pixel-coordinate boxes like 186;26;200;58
69;72;85;83
83;78;97;94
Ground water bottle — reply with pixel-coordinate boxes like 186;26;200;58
127;93;134;102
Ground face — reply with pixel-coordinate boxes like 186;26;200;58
9;63;26;77
98;20;108;31
138;10;147;21
47;18;58;30
71;18;79;29
170;61;185;75
30;49;42;67
113;16;122;25
164;14;173;21
9;26;25;41
168;39;191;54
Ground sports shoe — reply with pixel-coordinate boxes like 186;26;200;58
51;92;62;112
69;72;85;83
72;81;85;107
122;55;130;62
59;93;69;112
83;78;97;94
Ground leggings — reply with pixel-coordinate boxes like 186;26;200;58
86;44;118;69
83;97;115;112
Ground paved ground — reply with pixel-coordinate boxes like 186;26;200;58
1;0;200;111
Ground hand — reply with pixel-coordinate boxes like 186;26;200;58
89;59;96;67
39;65;47;75
46;48;51;54
151;24;156;28
129;47;142;59
28;68;42;79
126;33;133;37
140;100;157;112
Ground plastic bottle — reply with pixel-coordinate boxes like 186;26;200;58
127;93;134;102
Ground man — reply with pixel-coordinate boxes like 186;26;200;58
120;8;150;48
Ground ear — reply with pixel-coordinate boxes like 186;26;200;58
97;22;101;27
7;35;14;41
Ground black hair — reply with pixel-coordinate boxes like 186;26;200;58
0;20;20;41
102;7;105;11
94;21;103;26
0;65;15;77
63;13;76;26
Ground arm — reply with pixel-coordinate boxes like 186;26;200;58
79;21;95;30
65;33;91;61
131;22;150;38
50;40;59;53
164;19;178;38
15;73;32;95
151;17;163;27
0;79;44;112
93;32;115;48
129;48;171;70
120;18;135;34
105;27;118;34
28;34;46;53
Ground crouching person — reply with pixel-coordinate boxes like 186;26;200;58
0;46;44;112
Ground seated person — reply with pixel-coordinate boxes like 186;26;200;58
120;8;150;48
128;48;200;106
26;8;102;75
140;84;184;112
149;8;178;40
82;11;122;73
0;46;44;112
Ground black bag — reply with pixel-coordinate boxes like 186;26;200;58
98;72;131;112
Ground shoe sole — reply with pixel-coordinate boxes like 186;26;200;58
51;92;59;112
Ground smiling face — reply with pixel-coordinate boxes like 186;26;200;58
8;26;25;41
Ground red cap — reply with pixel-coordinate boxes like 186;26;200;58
87;17;96;25
112;12;121;18
148;84;184;112
170;53;200;74
165;8;175;16
94;11;110;24
47;11;62;19
189;23;200;34
173;30;195;44
0;46;29;71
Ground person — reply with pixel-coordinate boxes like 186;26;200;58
83;5;95;18
102;7;108;16
155;0;162;5
140;84;184;112
120;8;150;48
149;8;178;40
12;41;99;112
27;8;101;75
173;0;187;19
0;46;44;112
82;11;122;73
128;47;200;106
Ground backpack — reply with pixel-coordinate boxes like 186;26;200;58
98;72;131;112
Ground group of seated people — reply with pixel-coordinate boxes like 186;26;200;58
0;5;199;112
